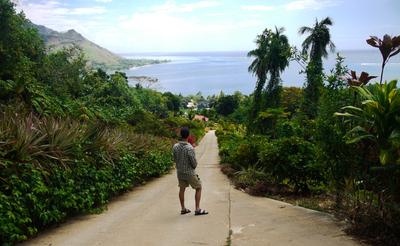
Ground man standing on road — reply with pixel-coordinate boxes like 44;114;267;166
173;127;208;216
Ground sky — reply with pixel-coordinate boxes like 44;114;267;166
15;0;400;53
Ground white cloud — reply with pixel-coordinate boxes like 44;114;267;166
15;0;230;52
104;1;255;52
241;5;275;11
17;1;106;18
116;1;227;40
151;0;221;13
95;0;112;2
285;0;338;10
68;7;107;15
15;0;107;40
242;1;338;12
207;12;229;17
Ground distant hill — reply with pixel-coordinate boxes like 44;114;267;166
32;24;167;71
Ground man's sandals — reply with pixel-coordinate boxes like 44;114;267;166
194;209;209;216
180;208;209;215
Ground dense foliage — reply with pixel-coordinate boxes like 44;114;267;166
0;1;206;244
2;0;399;244
215;17;400;245
0;111;174;244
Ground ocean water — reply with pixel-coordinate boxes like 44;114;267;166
122;50;400;96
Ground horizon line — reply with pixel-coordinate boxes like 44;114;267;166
117;48;377;55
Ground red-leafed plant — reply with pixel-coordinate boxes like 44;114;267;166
347;70;377;87
366;35;400;84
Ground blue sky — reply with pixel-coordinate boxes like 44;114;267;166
16;0;400;53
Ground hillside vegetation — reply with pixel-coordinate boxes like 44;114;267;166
33;24;167;71
0;1;203;244
205;21;400;246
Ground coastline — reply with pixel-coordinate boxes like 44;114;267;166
128;63;157;71
121;51;400;96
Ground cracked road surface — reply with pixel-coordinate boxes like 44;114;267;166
22;131;360;246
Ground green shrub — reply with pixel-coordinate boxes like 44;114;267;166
235;165;269;188
163;116;206;141
0;112;173;245
216;123;267;169
258;137;323;192
275;119;303;138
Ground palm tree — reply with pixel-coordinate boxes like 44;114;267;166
248;27;291;113
248;29;270;114
299;17;335;117
265;27;291;108
299;17;335;60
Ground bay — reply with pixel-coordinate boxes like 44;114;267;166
122;50;400;96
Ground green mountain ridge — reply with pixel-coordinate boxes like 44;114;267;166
32;24;166;70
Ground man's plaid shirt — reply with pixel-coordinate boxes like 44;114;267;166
172;141;198;180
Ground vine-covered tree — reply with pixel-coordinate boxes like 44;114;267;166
299;17;335;118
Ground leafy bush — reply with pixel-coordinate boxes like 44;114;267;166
258;137;323;192
0;112;173;245
216;129;245;166
275;119;303;138
163;116;206;141
234;165;269;188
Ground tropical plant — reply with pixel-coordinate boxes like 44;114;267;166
335;80;400;165
0;111;81;169
299;17;335;118
366;34;400;84
235;165;268;188
346;70;377;87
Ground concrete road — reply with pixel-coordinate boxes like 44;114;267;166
22;131;360;246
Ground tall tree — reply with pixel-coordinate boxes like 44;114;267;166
248;27;291;115
248;29;269;116
299;17;335;118
265;27;291;108
0;0;45;104
0;0;45;82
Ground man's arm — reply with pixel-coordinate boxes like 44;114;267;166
188;148;197;169
172;147;177;163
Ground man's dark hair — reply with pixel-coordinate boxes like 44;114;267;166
180;127;190;139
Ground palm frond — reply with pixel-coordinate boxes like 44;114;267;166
329;41;336;53
345;126;375;144
298;26;313;35
320;17;333;26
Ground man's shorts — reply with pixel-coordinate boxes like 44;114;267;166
178;175;202;189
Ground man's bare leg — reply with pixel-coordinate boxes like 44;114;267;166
179;187;186;210
195;188;201;211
